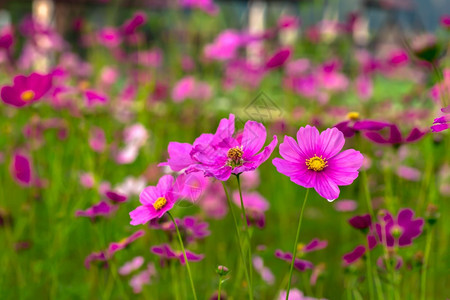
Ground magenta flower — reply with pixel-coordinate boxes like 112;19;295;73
10;152;32;186
374;208;424;248
253;256;275;285
348;214;372;230
119;256;145;276
75;200;117;220
105;190;128;203
275;249;313;271
191;114;278;181
273;125;364;201
232;191;269;228
277;288;324;300
1;72;52;107
363;124;427;145
431;106;450;132
343;245;366;266
121;11;147;36
302;238;328;253
89;127;106;153
334;115;390;138
265;47;291;70
151;243;204;266
204;30;241;61
129;175;177;225
129;263;156;294
334;199;358;212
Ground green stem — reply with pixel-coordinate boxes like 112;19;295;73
221;182;253;300
420;228;433;300
218;278;223;300
362;170;383;300
167;212;198;300
286;188;309;300
236;174;253;290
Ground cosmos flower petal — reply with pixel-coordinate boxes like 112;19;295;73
317;127;345;158
343;245;366;265
139;186;159;205
242;121;267;156
296;125;320;158
129;206;154;226
314;172;340;201
279;135;306;162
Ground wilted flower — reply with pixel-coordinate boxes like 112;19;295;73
273;125;363;201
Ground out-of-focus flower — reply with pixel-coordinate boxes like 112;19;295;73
348;214;372;230
10;152;32;186
129;175;178;225
105;190;128;203
265;47;291;70
172;76;212;103
85;230;145;269
277;288;325;300
75;200;117;220
198;181;228;219
115;176;147;197
363;124;426;145
441;15;450;29
396;166;421;181
232;191;269;228
97;27;122;48
115;123;149;164
129;263;156;294
151;243;204;266
273;125;363;201
89;127;106;153
80;172;95;188
431;105;450;132
334;199;358;212
343;245;366;265
204;30;241;61
84;89;108;107
119;256;145;276
275;249;314;271
121;11;147;36
1;73;52;108
253;256;275;285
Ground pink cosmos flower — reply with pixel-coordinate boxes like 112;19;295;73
121;11;147;36
431;105;450;132
84;90;108;107
129;263;156;294
129;175;177;225
1;72;52;107
265;47;291;70
204;30;241;61
119;256;145;276
97;27;122;48
273;125;363;201
80;172;95;188
89;127;106;153
232;191;269;228
10;152;32;186
191;114;278;181
334;199;358;212
253;256;275;285
277;288;325;300
151;243;204;266
75;200;117;220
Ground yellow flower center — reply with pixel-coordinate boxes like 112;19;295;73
226;146;244;168
20;90;35;102
305;155;328;172
153;197;167;210
347;111;360;121
297;243;305;253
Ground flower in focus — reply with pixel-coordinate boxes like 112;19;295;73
129;175;178;225
273;125;364;201
1;72;52;107
191;114;278;181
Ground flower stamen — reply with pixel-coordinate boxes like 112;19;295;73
20;90;35;102
226;146;244;168
305;155;328;172
153;197;167;210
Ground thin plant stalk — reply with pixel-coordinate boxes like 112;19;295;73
236;174;253;289
285;188;309;300
167;211;198;300
420;228;433;300
221;182;254;300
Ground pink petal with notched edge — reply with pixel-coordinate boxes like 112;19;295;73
314;172;340;201
241;121;267;156
317;127;345;158
296;125;320;158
